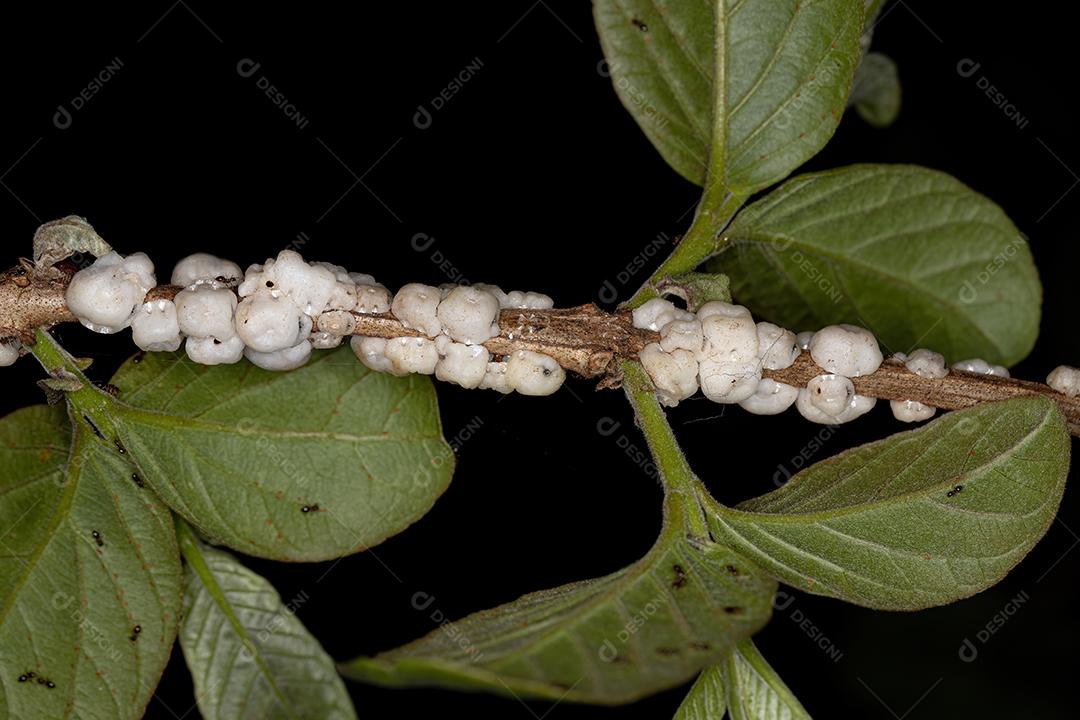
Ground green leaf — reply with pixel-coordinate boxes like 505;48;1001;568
659;272;733;312
701;397;1069;611
593;0;864;193
673;664;727;719
108;346;454;561
709;164;1041;366
0;405;182;720
341;498;777;704
726;640;811;719
849;52;900;127
177;523;356;720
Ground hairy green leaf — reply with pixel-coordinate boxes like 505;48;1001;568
0;405;182;720
849;52;900;127
701;397;1069;610
177;525;356;720
341;496;777;704
710;164;1041;365
726;641;811;719
593;0;864;193
673;663;727;719
108;346;454;561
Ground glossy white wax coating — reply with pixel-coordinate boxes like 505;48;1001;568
383;336;439;375
435;342;490;389
808;324;882;377
756;322;799;370
0;339;20;367
350;336;406;376
506;350;565;396
355;283;392;314
437;286;501;345
171;253;242;288
632;298;679;332
697;305;760;403
953;358;1009;378
503;290;554;310
175;286;238;341
738;379;799;415
1047;365;1080;397
238;249;338;316
904;348;948;379
890;399;936;422
131;300;182;352
185;335;245;365
244;340;312;371
391;283;443;337
639;343;699;407
806;374;856;417
479;361;513;394
66;252;156;334
796;389;876;424
235;292;306;353
659;319;704;354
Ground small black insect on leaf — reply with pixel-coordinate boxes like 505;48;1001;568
130;624;142;642
91;530;103;547
671;564;688;589
93;381;120;397
17;674;27;683
132;351;146;364
301;503;320;514
631;17;648;32
45;681;55;689
114;439;126;455
132;473;145;488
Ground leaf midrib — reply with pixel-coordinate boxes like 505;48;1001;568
711;405;1052;523
180;533;299;720
116;406;440;444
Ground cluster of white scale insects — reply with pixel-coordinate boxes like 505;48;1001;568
631;296;1079;424
0;248;1072;418
55;249;564;396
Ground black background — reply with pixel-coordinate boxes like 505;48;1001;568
2;2;1077;718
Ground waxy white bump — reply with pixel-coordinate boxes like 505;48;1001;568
66;252;156;334
890;399;936;423
506;350;565;396
391;283;443;337
131;300;182;352
639;343;699;407
185;335;245;365
1047;365;1080;397
739;379;798;416
904;348;948;379
808;324;882;377
437;286;500;345
807;374;856;417
171;253;242;289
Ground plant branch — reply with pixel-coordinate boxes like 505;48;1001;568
5;263;1080;436
765;353;1080;436
624;190;747;309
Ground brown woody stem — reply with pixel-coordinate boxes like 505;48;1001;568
4;263;1078;436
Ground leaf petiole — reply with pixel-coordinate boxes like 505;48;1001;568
620;360;711;537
